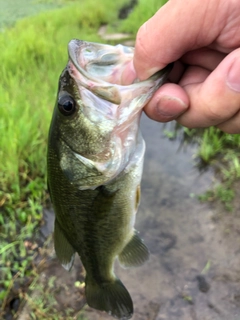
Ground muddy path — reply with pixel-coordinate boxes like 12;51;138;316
29;115;240;320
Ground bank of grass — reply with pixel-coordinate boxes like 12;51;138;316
182;127;240;210
119;0;166;33
196;128;240;210
164;125;240;210
0;0;131;317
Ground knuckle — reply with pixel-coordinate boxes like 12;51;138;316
205;102;224;122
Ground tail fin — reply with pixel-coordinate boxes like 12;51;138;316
85;276;133;319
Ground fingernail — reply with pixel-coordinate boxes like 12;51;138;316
227;57;240;92
156;95;188;118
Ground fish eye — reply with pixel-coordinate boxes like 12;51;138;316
58;95;76;116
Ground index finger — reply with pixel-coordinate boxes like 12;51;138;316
133;0;226;79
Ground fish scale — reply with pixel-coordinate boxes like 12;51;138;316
47;39;172;319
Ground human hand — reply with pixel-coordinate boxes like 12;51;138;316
124;0;240;133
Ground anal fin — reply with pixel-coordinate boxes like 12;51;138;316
118;231;149;268
54;219;75;271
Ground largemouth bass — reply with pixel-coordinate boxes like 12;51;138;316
47;39;171;319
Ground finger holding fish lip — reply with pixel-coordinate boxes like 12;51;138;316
120;57;185;123
144;83;189;122
147;49;240;133
136;48;240;126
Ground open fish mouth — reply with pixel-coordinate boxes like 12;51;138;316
67;39;172;105
60;39;173;188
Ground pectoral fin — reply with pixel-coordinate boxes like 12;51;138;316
118;231;149;268
54;219;75;271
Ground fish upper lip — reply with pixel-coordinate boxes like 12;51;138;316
68;39;172;89
68;60;122;105
67;40;172;106
68;39;105;86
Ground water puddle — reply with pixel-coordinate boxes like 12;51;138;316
36;115;240;320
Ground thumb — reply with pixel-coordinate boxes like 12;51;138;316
133;0;226;79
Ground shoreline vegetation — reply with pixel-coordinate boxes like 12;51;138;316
0;0;240;318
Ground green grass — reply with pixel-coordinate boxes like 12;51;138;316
19;275;83;319
197;127;240;164
118;0;167;34
198;185;235;211
164;125;240;210
196;128;240;210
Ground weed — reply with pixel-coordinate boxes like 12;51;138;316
183;295;193;304
201;260;211;274
199;184;235;211
197;127;223;163
194;128;240;209
163;129;177;140
164;124;240;207
18;274;83;319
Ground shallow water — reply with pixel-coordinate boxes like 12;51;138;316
0;0;62;30
39;115;240;320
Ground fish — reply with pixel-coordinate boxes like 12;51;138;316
47;39;172;319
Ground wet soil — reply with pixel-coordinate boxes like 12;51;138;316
23;115;240;320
